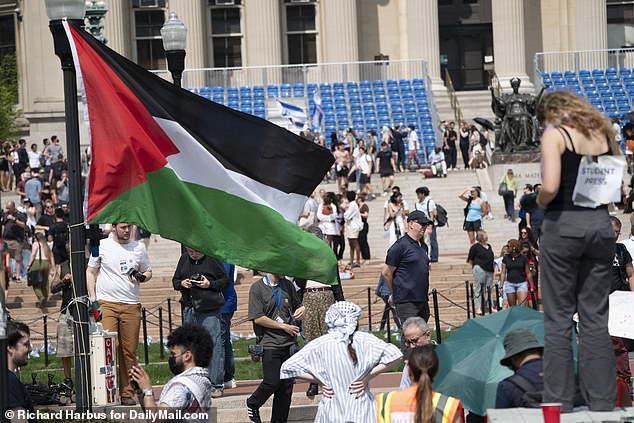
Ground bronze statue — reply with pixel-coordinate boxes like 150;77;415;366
491;78;544;152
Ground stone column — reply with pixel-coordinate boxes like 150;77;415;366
491;0;532;90
401;0;442;87
575;0;608;70
102;0;131;57
320;0;358;81
169;0;207;87
244;0;282;84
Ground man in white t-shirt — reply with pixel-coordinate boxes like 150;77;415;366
86;222;152;406
415;187;438;262
406;125;421;171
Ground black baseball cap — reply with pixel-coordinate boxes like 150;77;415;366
407;210;432;225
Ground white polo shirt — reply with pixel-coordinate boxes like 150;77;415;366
88;234;152;304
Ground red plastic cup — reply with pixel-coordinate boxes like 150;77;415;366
541;403;561;423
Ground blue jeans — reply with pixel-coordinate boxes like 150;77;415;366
183;306;225;389
221;312;235;382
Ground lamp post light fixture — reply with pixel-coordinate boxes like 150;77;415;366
160;12;187;88
45;0;93;412
85;0;108;44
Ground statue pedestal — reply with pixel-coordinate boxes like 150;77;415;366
478;151;541;193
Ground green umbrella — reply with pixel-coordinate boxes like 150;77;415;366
433;307;550;416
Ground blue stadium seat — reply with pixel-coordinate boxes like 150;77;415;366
579;69;591;77
372;80;384;87
334;87;345;96
360;80;371;88
209;86;222;94
600;90;612;97
582;83;596;92
392;105;403;114
348;87;359;96
606;67;618;75
267;84;279;98
375;94;387;102
212;94;223;103
580;77;593;85
564;70;576;77
334;95;346;104
620;68;632;76
292;83;304;97
402;92;414;100
595;76;608;84
228;100;239;109
551;71;563;78
592;69;605;76
597;82;609;90
618;104;630;112
280;84;292;98
614;88;627;96
607;74;620;83
347;81;359;90
362;93;373;102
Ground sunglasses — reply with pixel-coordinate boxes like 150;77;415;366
404;331;431;346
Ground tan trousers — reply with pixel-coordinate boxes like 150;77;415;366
100;300;141;399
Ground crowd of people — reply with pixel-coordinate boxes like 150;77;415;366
3;89;634;422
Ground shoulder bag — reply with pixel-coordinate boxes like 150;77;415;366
27;241;44;287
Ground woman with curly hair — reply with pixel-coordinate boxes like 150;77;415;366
537;90;621;411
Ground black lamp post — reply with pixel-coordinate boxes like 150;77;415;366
161;12;187;88
45;0;92;412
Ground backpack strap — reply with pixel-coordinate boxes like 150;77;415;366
507;373;537;394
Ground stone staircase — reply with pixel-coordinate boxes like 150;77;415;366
5;168;529;344
433;87;496;123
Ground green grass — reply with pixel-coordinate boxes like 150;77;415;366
20;329;454;385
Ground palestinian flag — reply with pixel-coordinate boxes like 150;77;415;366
62;21;337;283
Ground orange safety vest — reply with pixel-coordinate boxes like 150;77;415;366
376;386;464;423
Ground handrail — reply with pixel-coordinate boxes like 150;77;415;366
443;68;463;123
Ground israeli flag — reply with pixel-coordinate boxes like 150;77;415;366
311;89;325;132
276;99;307;128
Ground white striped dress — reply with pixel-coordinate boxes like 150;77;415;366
280;331;403;423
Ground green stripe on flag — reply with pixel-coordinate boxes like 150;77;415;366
90;167;338;284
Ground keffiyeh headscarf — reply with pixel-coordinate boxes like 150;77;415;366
325;301;362;341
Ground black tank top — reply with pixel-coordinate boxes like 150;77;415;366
547;127;611;211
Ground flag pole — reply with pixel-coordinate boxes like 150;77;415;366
48;18;93;412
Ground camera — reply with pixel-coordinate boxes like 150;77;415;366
190;273;204;285
127;268;146;283
248;344;264;362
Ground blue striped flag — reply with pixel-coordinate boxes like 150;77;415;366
276;99;307;128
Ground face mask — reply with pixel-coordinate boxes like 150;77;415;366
168;356;184;375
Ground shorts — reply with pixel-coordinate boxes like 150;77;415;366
380;169;394;177
336;165;349;177
56;314;74;358
408;150;418;160
463;220;482;232
504;280;529;294
359;173;370;184
5;239;23;260
345;223;362;239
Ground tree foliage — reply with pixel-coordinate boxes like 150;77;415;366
0;52;19;140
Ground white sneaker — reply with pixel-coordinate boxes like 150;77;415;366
224;379;237;389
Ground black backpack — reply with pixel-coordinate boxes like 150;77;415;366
435;204;448;227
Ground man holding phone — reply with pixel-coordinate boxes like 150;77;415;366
172;246;230;398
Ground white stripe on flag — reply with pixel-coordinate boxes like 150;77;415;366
277;99;307;128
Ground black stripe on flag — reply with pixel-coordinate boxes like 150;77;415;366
71;24;333;197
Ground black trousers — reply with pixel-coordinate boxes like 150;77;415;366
247;347;294;423
448;147;458;169
358;221;371;260
333;234;345;260
459;141;470;168
395;301;430;324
